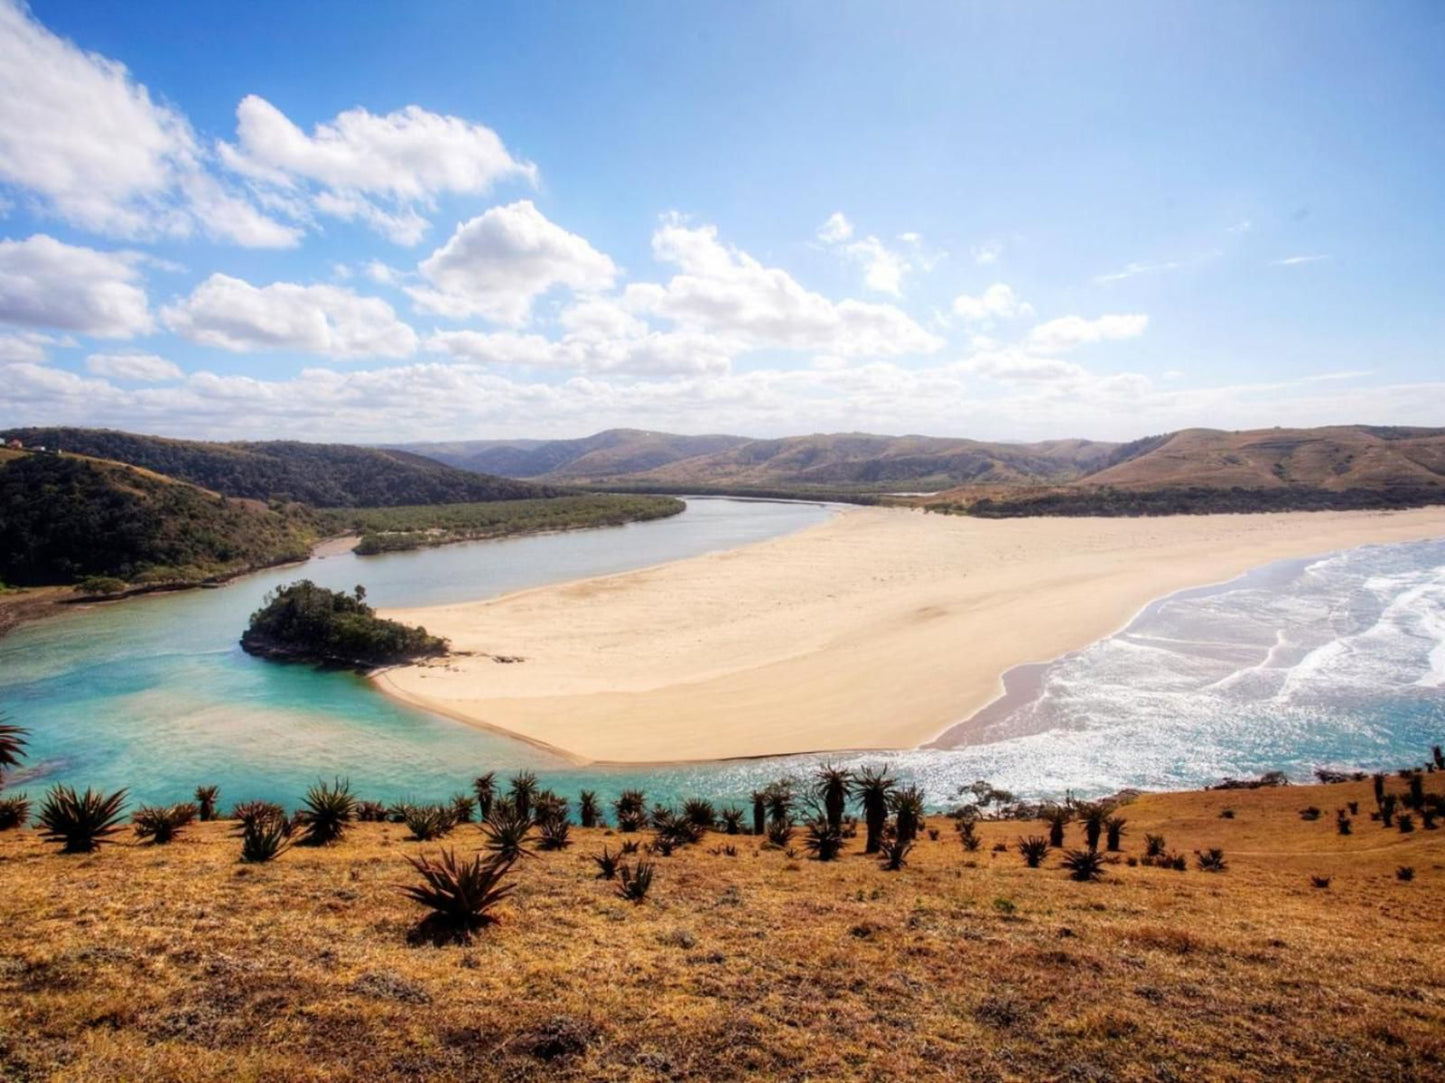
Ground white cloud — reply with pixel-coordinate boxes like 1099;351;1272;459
1272;254;1330;266
843;235;909;296
408;200;617;324
219;95;536;244
0;1;297;247
1227;219;1253;234
962;349;1088;383
162;274;417;358
1094;259;1184;285
0;330;53;365
951;283;1034;324
625;219;942;357
971;241;1003;266
816;212;854;244
85;352;183;381
1027;313;1148;353
0;234;153;337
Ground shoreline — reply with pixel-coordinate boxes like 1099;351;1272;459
375;506;1445;765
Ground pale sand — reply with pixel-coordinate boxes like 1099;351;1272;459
375;506;1445;764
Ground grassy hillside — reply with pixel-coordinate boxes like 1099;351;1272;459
404;429;1120;491
3;428;564;508
0;770;1439;1081
0;452;315;587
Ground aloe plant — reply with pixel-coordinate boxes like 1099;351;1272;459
402;849;515;941
855;765;896;854
38;785;128;853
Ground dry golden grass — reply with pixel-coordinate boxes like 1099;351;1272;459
1;776;1442;1081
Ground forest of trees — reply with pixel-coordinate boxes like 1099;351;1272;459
1;428;563;507
0;454;315;587
240;580;448;668
950;484;1445;518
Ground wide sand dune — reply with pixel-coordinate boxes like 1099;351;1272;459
376;506;1445;763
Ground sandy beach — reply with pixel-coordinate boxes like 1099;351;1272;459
376;506;1445;764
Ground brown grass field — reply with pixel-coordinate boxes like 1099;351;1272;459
0;774;1441;1082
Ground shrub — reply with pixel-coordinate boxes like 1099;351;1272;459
1310;875;1331;889
1337;815;1353;836
1017;836;1049;868
1043;805;1071;848
401;849;515;942
1397;813;1415;834
1079;805;1107;852
508;771;538;821
764;782;795;829
240;817;293;863
1373;772;1386;808
194;786;220;822
404;804;456;841
75;575;128;596
879;837;912;871
1396;865;1415;882
720;807;744;835
958;818;981;852
1299;806;1321;821
579;790;601;828
620;839;640;855
132;802;197;844
1219;809;1235;819
682;798;717;831
537;815;572;851
1195;848;1228;873
231;800;287;831
890;786;925;846
450;794;476;824
803;817;843;861
750;790;767;837
765;816;794;848
617;860;655;903
296;778;356;846
814;764;854;834
855;765;896;854
1144;833;1166;857
1406;774;1425;811
482;806;535;862
1061;848;1106;882
1433;746;1444;771
1347;801;1359;815
0;794;31;831
1381;794;1398;827
37;785;128;853
614;790;646;833
472;773;496;820
593;846;619;880
356;800;387;822
0;719;28;777
1105;815;1127;851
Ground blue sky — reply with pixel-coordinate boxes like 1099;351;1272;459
1;0;1442;441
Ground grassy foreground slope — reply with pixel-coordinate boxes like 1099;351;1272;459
0;452;314;587
0;775;1439;1081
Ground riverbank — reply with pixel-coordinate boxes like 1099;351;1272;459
377;506;1445;764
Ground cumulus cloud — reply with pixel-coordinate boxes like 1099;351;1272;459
962;349;1088;383
1027;313;1148;353
951;283;1034;324
219;95;536;244
842;235;909;295
0;234;153;337
625;219;942;357
0;330;61;365
408;200;617;324
162;274;417;358
816;212;854;244
85;352;183;381
0;0;297;247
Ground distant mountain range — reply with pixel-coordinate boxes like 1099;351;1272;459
396;425;1445;501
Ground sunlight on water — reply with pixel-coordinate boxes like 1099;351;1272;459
3;505;1441;812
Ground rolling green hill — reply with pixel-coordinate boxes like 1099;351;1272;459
2;428;563;508
0;451;316;587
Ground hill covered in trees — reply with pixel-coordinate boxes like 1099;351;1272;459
240;580;447;668
0;451;315;587
3;428;563;508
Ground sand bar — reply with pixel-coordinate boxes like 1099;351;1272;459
375;506;1445;764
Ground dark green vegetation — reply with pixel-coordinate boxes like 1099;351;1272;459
35;785;128;854
950;483;1445;518
4;427;561;507
241;582;447;668
328;494;684;554
0;452;314;587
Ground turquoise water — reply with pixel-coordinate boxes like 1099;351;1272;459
3;502;1442;813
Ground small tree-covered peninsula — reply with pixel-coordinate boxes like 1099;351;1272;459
240;581;447;669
